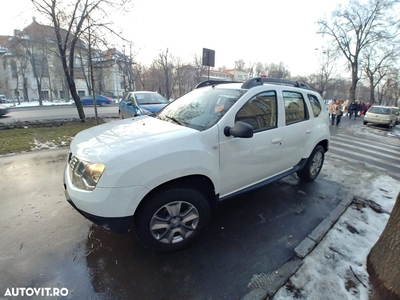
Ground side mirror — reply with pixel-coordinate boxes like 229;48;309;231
224;121;253;138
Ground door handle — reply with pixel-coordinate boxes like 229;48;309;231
271;138;282;144
305;129;312;134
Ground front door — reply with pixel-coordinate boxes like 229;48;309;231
218;90;285;197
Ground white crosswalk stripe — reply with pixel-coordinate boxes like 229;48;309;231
327;130;400;180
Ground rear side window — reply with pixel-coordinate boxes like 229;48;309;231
236;91;277;132
283;91;309;124
307;94;322;117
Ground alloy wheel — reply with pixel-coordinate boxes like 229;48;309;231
149;201;199;244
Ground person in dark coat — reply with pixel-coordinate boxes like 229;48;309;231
348;101;357;119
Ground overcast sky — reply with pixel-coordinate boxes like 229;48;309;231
3;0;349;76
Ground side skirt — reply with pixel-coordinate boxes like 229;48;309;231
218;158;307;202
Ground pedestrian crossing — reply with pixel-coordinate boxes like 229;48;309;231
327;132;400;180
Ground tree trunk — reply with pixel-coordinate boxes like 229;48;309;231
367;192;400;300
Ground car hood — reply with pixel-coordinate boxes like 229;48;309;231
70;116;197;162
139;104;167;113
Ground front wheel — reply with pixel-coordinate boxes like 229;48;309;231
119;111;124;119
134;187;210;252
363;121;368;125
297;145;325;182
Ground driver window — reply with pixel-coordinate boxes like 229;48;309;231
235;91;277;132
127;94;135;104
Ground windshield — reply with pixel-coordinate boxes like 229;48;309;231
155;88;246;131
135;93;168;105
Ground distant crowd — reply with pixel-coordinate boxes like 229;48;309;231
328;99;373;127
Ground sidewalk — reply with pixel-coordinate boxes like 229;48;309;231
242;155;400;300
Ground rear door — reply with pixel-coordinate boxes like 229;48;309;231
278;90;314;169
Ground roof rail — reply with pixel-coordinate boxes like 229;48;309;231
241;77;313;90
195;80;241;89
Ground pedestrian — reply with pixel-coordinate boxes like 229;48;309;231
348;101;356;119
336;99;345;126
354;100;360;119
365;102;371;114
359;102;365;116
330;100;338;126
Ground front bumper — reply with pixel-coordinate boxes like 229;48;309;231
64;187;132;233
63;165;149;233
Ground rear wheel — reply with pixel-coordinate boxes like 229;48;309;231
363;121;368;125
134;187;210;252
297;145;325;182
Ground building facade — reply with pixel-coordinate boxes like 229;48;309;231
0;20;131;102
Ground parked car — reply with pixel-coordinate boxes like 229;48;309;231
64;77;330;252
118;91;169;118
363;106;397;128
80;95;112;106
0;94;7;104
0;104;9;116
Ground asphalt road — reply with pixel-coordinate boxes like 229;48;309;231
0;104;118;123
0;149;345;300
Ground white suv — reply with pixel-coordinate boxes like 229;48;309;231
63;77;330;251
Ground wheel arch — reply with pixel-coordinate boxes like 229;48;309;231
134;174;217;217
316;139;329;153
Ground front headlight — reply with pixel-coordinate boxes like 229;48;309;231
69;157;105;191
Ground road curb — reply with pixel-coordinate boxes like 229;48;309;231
241;193;354;300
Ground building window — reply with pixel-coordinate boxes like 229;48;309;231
41;91;49;100
11;60;18;78
78;90;85;98
59;90;65;99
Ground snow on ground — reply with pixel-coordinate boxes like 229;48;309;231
273;175;400;300
273;167;400;299
3;100;74;107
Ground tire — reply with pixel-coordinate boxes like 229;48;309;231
297;145;325;182
363;121;368;125
100;102;105;107
119;111;124;119
134;187;210;252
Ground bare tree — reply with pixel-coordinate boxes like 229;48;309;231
157;48;173;100
362;44;398;104
254;62;267;77
32;0;133;122
192;54;207;84
6;49;30;103
265;62;291;78
367;191;400;300
318;0;400;102
10;21;54;105
314;44;340;96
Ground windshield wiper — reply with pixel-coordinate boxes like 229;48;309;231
164;115;185;126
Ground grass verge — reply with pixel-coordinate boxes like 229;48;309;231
0;119;104;155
